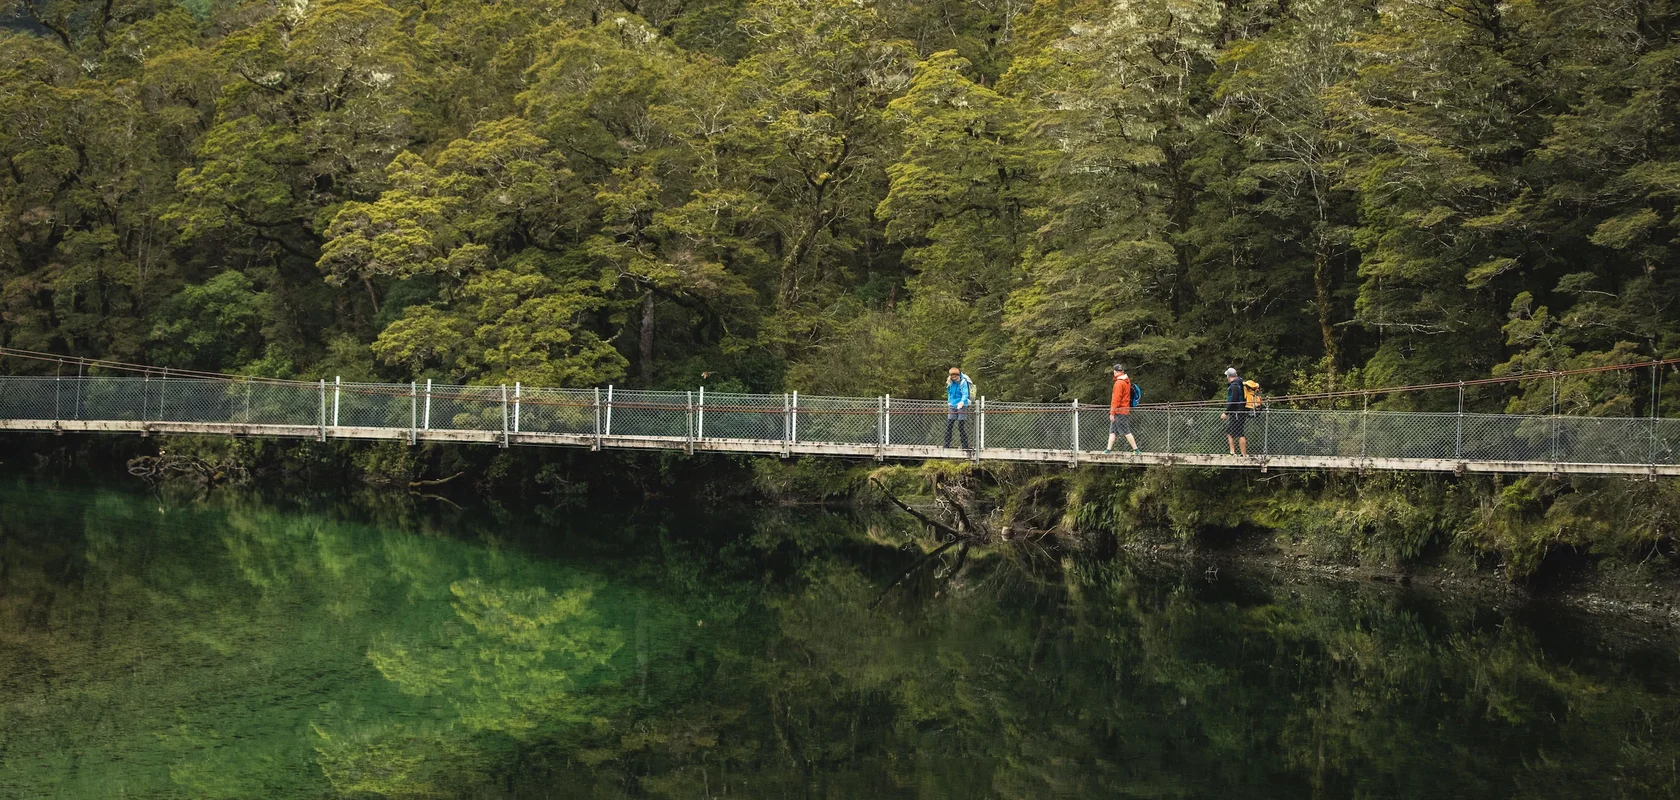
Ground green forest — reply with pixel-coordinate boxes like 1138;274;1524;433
3;0;1680;577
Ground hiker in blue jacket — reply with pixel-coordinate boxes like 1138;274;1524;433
944;367;972;449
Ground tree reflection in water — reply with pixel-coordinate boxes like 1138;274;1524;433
0;482;1676;799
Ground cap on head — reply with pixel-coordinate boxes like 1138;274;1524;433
1112;363;1125;373
1224;367;1238;377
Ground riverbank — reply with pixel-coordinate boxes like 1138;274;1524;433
8;430;1680;622
1131;533;1680;634
839;458;1680;624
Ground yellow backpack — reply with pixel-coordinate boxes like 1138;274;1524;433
1242;379;1264;411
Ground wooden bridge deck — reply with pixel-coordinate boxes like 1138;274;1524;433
3;418;1671;478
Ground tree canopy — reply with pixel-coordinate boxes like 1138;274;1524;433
3;0;1674;407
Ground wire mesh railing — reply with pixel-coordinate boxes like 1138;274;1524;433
2;376;1677;470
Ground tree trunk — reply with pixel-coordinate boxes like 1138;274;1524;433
1314;239;1338;388
639;293;655;382
362;277;381;311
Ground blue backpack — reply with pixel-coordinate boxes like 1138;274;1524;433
1130;382;1142;407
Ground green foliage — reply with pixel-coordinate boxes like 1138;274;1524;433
1265;474;1451;564
149;270;267;370
750;457;873;503
371;253;626;385
6;0;1676;399
1068;464;1680;581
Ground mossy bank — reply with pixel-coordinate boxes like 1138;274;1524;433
12;430;1680;610
753;456;1680;606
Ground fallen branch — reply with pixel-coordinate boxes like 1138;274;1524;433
127;454;250;487
942;485;981;536
937;541;971;581
410;492;462;509
870;477;964;539
869;539;961;610
408;472;465;490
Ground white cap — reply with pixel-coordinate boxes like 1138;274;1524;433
1224;367;1238;377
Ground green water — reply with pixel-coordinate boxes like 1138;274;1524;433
2;482;1678;799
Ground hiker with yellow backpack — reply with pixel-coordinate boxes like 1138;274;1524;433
1221;367;1264;456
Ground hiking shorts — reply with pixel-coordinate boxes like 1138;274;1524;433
1225;412;1248;438
947;408;968;421
1109;415;1132;435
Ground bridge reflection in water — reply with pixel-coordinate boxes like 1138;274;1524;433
1;375;1676;477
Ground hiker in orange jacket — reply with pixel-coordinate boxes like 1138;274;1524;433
1106;364;1141;455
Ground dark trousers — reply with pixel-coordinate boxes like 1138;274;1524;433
944;415;969;448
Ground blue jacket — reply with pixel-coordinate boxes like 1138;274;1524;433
947;375;971;408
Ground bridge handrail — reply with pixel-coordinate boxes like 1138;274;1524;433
0;374;1675;472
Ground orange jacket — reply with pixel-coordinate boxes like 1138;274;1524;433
1110;375;1132;415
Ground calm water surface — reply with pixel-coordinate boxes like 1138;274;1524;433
2;480;1678;799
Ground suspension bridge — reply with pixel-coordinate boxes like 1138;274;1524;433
1;349;1678;477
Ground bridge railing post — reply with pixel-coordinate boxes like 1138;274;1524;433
513;382;521;434
977;396;986;459
781;392;791;457
880;394;893;463
1262;406;1269;457
791;390;799;446
409;381;417;445
884;394;892;449
593;387;602;450
244;379;252;424
332;376;341;430
1071;399;1080;466
500;383;509;448
686;390;695;455
317;379;326;442
1361;393;1368;460
697;386;705;439
605;385;614;437
53;373;61;426
1456;382;1464;459
423;379;432;432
